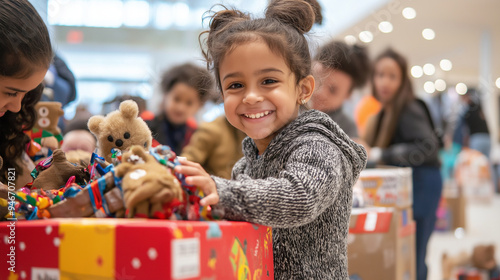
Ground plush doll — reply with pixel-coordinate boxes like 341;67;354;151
442;244;497;279
25;102;65;161
34;102;64;135
115;145;183;218
31;149;89;190
64;150;92;168
34;102;65;150
88;100;152;163
472;244;497;271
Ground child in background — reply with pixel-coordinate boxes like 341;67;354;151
310;41;370;138
0;0;53;188
148;63;213;154
175;0;367;278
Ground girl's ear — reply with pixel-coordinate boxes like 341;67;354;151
297;75;315;105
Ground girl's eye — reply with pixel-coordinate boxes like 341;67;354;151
5;92;18;97
262;79;277;85
228;83;243;90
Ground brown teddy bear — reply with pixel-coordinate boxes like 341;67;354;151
35;102;64;135
442;244;497;279
88;100;152;163
34;102;65;150
115;145;183;218
32;149;89;190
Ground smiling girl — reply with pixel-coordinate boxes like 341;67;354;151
0;0;53;188
175;0;367;278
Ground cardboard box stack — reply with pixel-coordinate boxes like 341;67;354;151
348;167;416;280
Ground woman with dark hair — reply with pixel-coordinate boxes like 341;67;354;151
311;41;370;138
364;49;442;280
0;0;53;189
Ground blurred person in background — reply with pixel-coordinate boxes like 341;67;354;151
310;41;370;139
355;94;381;138
42;54;76;106
147;63;213;154
453;87;490;158
364;49;442;280
0;0;53;189
181;113;246;179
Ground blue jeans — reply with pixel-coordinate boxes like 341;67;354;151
412;166;443;280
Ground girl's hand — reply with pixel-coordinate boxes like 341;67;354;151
175;158;219;206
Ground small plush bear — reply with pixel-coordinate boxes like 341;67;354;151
30;102;65;151
442;244;497;279
34;102;65;135
32;149;89;190
115;145;183;218
88;100;152;163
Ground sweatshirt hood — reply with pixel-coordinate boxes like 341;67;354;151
242;109;367;175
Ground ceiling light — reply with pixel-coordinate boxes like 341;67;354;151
435;79;446;91
495;77;500;89
359;31;373;43
424;81;435;94
422;28;435;40
402;7;416;19
378;21;393;33
440;59;452;71
423;63;435;75
344;35;357;45
411;66;423;78
456;83;468;95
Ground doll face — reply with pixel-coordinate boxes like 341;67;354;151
0;69;47;117
311;62;353;113
219;40;313;152
373;57;402;104
163;82;202;125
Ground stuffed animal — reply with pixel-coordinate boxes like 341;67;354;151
115;145;183;218
25;102;64;160
32;149;89;190
88;100;152;163
34;102;64;135
442;244;497;279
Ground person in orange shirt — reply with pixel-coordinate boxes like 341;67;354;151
355;94;381;138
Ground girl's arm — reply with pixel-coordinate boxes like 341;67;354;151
213;140;358;228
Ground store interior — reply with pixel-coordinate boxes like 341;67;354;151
4;0;500;279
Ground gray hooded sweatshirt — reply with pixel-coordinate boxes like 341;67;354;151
212;109;367;279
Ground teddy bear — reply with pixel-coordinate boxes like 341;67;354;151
33;102;65;150
32;149;90;190
114;145;183;218
88;100;152;163
442;244;497;279
35;102;64;135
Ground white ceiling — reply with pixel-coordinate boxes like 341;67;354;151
333;0;500;94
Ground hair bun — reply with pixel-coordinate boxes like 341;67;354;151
208;8;250;34
265;0;322;34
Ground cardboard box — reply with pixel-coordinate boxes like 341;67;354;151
0;219;274;280
435;193;466;232
454;148;495;204
348;207;416;280
358;167;413;209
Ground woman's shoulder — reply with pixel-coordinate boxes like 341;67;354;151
401;99;429;120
